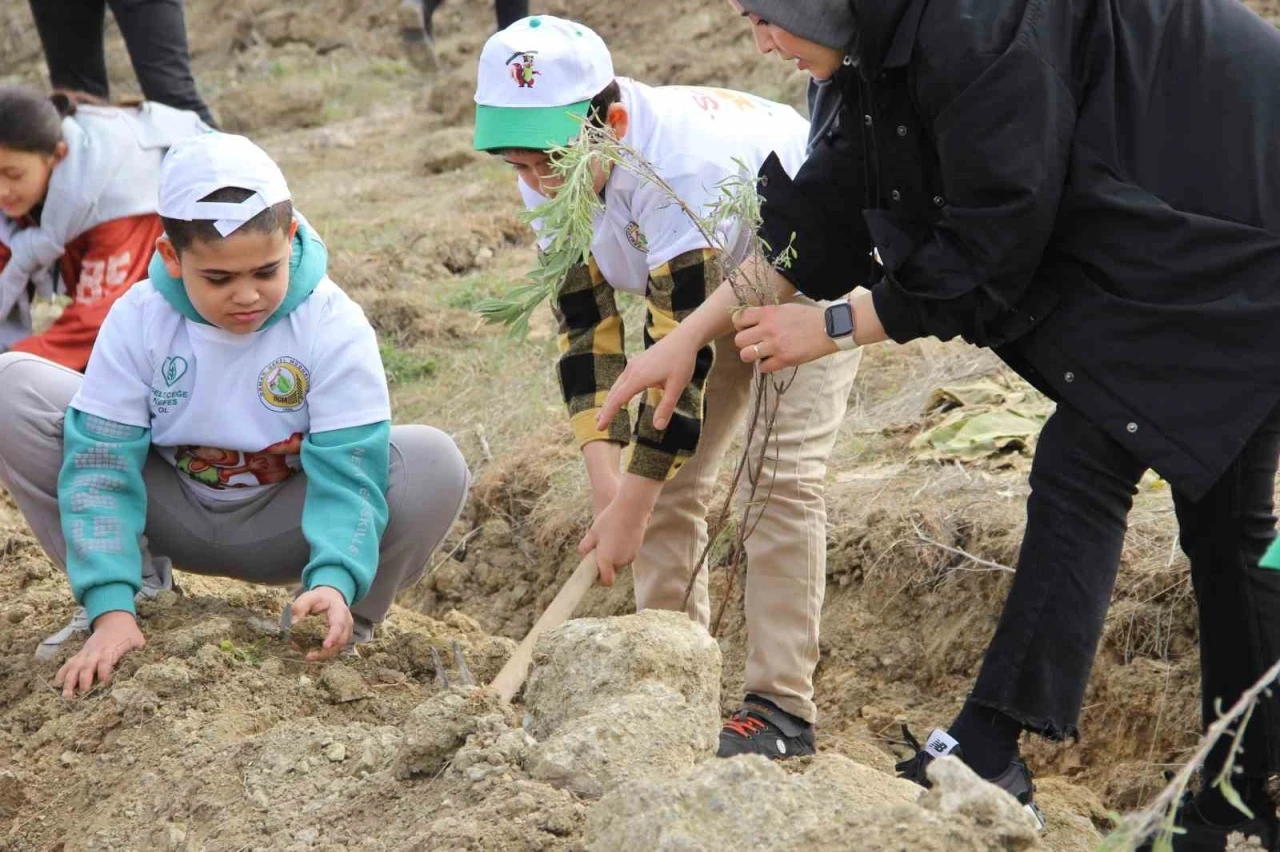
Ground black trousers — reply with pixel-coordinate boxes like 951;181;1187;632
422;0;528;38
971;402;1280;777
27;0;216;127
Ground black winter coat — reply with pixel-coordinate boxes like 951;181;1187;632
759;0;1280;499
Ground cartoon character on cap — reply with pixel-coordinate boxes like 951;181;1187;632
508;50;541;88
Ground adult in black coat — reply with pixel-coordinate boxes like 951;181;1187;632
597;0;1280;845
26;0;216;127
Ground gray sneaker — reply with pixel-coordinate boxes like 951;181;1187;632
36;556;174;660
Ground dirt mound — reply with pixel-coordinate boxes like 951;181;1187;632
587;753;1070;852
3;0;1279;848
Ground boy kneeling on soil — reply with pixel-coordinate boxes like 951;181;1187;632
0;132;470;697
473;17;862;758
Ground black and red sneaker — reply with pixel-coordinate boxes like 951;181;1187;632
717;695;816;759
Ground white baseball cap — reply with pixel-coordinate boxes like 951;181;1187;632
473;16;615;152
157;132;292;238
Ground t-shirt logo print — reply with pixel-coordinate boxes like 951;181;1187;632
507;51;541;88
258;356;310;413
161;356;189;388
625;221;648;252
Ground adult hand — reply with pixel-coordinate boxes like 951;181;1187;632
54;610;146;698
597;331;701;432
733;303;838;373
291;586;354;661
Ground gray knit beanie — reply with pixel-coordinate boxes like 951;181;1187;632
738;0;856;52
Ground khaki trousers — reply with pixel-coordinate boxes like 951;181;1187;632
0;353;470;625
633;318;861;723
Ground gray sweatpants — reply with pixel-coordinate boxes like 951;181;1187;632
0;352;470;624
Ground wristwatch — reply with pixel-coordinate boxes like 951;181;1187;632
823;298;858;351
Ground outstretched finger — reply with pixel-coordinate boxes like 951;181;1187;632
57;659;80;698
96;655;116;689
651;378;684;431
597;372;641;431
76;657;98;697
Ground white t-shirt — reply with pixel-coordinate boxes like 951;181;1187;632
521;78;810;295
71;278;391;503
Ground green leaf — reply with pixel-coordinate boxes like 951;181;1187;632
1216;778;1256;820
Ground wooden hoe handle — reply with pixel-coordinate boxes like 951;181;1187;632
489;553;599;703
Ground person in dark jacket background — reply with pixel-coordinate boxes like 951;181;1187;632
596;0;1280;847
26;0;217;128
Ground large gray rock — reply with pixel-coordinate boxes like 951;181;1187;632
586;753;1042;852
523;610;721;741
520;612;722;799
527;681;719;798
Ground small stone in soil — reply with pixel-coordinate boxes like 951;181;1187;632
320;664;369;703
5;604;33;623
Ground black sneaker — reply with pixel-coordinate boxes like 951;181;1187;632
894;725;1046;832
717;695;816;760
1135;788;1279;851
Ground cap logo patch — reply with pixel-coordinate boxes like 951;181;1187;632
507;51;542;88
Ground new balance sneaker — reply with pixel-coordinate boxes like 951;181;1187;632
717;695;816;759
895;725;1046;832
1135;790;1279;851
36;555;174;660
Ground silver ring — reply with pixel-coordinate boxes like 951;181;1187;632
752;343;763;360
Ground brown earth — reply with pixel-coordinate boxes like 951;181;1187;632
1;0;1278;849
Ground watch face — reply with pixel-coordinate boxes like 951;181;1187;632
825;302;855;338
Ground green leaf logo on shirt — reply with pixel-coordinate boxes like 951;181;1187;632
269;370;294;397
257;356;310;413
162;356;189;388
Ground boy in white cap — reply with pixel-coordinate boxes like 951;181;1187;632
473;16;863;759
0;132;471;696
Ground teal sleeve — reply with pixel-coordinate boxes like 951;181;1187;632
1262;536;1280;571
300;421;391;605
58;408;151;625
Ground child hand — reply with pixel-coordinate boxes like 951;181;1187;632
598;332;700;432
291;586;354;661
578;492;651;588
54;610;146;698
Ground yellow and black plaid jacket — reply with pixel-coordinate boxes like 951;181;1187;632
551;248;723;482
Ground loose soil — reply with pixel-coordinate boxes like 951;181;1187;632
2;0;1278;849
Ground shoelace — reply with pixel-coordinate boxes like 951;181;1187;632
723;713;768;739
893;724;933;783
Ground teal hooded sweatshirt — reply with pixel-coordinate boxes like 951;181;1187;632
59;218;391;625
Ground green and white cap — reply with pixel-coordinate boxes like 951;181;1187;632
473;16;615;152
